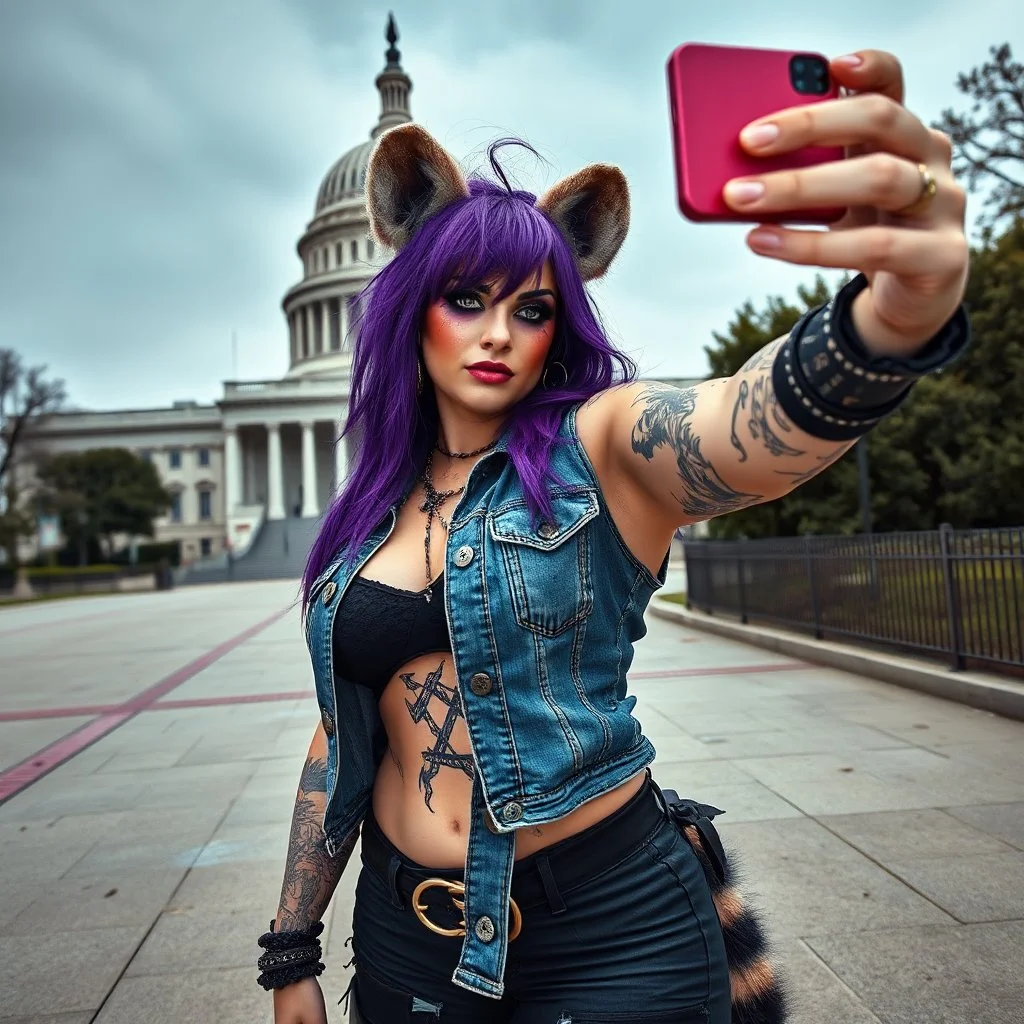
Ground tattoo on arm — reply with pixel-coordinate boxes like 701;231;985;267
730;380;750;462
744;375;806;459
738;337;785;373
401;659;474;812
774;446;849;485
631;385;763;519
276;756;354;932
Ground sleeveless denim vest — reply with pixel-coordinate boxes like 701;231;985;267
303;404;664;998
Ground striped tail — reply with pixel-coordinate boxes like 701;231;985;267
681;822;789;1024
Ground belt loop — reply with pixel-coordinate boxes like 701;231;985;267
534;854;566;915
386;853;405;909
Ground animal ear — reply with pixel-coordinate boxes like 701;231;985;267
365;124;470;251
536;164;630;280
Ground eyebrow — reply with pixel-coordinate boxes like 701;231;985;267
466;284;556;301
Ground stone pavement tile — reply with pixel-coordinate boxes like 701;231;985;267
92;966;273;1024
124;903;275;975
714;834;955;939
944;801;1024;851
932;738;1024;783
671;725;906;760
0;878;49;931
819;808;1017;862
806;920;1024;1024
780;939;882;1024
0;925;149;1018
0;773;149;823
649;758;756;788
195;822;290;865
0;1015;94;1024
7;868;185;934
882;851;1024;922
168;859;285;914
838;702;1024;747
0;838;96;885
653;772;802;823
717;816;877;867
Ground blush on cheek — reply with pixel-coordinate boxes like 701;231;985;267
423;304;466;356
522;326;555;374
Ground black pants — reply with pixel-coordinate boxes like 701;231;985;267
348;777;731;1023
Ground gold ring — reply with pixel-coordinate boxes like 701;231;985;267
896;163;938;217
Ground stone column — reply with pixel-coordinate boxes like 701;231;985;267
224;427;242;516
301;421;318;518
334;417;348;492
339;298;349;349
321;302;330;355
266;423;285;521
305;305;315;357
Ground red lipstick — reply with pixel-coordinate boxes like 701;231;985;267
467;361;513;385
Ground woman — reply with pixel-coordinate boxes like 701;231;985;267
258;50;969;1024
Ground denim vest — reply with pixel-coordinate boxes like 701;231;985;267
303;404;664;998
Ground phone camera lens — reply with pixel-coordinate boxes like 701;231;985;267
790;54;829;94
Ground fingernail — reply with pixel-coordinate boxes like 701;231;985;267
740;123;779;149
724;180;765;205
834;53;864;67
748;229;782;251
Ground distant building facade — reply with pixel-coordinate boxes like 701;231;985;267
21;19;704;566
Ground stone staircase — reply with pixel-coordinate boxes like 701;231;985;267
179;516;321;585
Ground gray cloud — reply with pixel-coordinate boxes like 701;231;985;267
0;0;1018;410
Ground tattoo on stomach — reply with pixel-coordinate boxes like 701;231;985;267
400;659;474;811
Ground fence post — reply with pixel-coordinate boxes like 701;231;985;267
939;522;965;670
737;550;747;624
804;534;822;639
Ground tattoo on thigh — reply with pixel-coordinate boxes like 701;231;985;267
632;385;762;519
401;661;474;811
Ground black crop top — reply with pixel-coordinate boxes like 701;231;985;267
332;573;452;701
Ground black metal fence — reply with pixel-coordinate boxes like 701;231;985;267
683;525;1024;673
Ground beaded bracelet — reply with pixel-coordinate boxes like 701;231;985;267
771;273;971;442
256;919;326;991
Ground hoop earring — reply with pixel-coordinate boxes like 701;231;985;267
542;361;568;390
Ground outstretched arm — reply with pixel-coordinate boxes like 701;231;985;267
592;48;968;529
274;722;358;932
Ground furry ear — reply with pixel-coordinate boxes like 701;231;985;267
365;124;470;251
536;165;630;280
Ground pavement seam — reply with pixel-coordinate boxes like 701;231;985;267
794;937;884;1022
0;605;292;806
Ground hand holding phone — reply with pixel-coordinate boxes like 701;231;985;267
667;43;845;224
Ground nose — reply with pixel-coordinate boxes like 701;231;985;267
480;309;512;351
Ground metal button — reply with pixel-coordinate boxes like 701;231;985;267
322;581;337;605
474;916;496;943
537;521;557;540
469;672;492;697
501;802;523;824
320;708;335;737
453;545;475;568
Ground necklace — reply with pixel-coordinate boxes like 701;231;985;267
435;439;497;459
417;449;464;600
417;437;499;599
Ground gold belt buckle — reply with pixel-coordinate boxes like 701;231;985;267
411;878;522;941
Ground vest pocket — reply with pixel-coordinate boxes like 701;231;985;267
488;488;599;637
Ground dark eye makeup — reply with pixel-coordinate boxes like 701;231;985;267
442;290;554;326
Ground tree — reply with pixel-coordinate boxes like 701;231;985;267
0;349;66;565
702;218;1024;538
36;449;171;564
934;43;1024;226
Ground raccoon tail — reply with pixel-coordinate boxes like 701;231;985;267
682;822;790;1024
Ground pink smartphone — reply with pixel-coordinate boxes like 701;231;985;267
667;42;845;224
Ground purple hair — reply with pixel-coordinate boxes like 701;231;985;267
301;171;636;606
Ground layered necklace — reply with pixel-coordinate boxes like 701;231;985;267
417;438;497;599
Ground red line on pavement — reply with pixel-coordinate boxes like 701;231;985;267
631;661;809;679
0;606;292;805
0;662;811;727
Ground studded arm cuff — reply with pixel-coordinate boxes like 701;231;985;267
771;274;971;442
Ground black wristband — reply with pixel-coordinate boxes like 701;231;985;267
257;920;326;991
772;274;971;441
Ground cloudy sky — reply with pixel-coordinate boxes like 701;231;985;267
0;0;1018;412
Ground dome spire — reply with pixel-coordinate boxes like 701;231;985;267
372;13;412;139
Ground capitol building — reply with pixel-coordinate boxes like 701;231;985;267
25;19;416;567
24;19;701;572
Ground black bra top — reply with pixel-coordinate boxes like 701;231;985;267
332;572;452;701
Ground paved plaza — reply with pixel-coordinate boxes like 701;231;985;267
0;580;1022;1023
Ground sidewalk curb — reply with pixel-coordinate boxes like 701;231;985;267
650;598;1024;722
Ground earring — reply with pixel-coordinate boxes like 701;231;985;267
542;360;568;390
416;360;424;396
